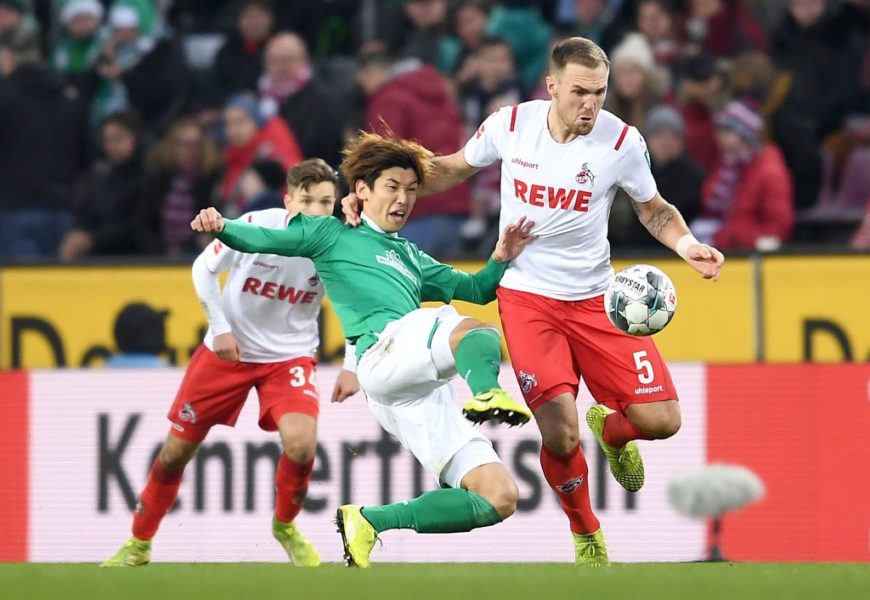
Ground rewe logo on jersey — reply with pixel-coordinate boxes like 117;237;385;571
242;277;318;304
514;178;592;212
376;249;418;285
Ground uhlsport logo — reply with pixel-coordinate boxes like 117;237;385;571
556;475;584;494
575;162;595;186
519;370;537;394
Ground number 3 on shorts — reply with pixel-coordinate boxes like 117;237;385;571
633;351;654;384
289;365;318;391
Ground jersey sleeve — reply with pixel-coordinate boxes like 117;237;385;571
616;127;658;202
217;213;343;258
419;252;509;305
463;105;511;168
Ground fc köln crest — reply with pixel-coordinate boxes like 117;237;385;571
575;162;595;186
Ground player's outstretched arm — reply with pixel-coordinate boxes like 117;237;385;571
491;215;536;263
632;194;725;281
191;207;331;257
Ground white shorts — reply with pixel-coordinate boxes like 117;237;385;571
358;306;501;488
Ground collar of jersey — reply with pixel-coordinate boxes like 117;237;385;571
361;213;399;237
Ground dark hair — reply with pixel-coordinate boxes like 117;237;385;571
114;303;167;354
551;36;610;73
286;157;339;191
478;35;512;52
101;110;143;139
341;131;433;191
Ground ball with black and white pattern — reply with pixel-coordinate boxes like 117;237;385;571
604;264;677;336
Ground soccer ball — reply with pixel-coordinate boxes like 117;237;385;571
604;264;677;336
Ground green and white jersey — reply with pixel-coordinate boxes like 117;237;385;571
217;213;508;358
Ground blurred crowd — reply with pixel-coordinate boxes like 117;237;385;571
0;0;867;262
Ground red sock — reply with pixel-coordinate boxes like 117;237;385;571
274;455;314;523
540;444;600;535
602;411;655;448
131;458;185;541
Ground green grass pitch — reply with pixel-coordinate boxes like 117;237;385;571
2;563;868;600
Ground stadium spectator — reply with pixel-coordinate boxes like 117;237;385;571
240;157;287;212
51;0;105;102
209;0;274;104
678;51;725;174
135;117;222;257
91;2;189;133
260;32;349;169
483;2;553;91
104;302;169;368
0;0;36;43
444;0;492;81
684;0;767;57
610;105;705;248
377;0;454;71
0;27;86;260
604;32;668;130
459;36;523;129
850;195;870;249
356;49;471;257
60;111;145;260
557;0;625;53
635;0;682;77
218;93;302;214
769;0;867;211
694;99;794;251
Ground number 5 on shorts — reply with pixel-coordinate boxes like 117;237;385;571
633;351;654;384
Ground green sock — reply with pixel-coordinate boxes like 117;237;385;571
360;488;503;534
454;328;502;394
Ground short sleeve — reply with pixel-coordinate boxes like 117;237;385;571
202;238;237;273
463;106;511;168
616;127;658;203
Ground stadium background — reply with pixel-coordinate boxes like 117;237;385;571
0;0;868;570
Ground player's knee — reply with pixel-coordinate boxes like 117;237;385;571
542;426;580;455
158;444;194;470
651;412;681;439
480;479;518;520
282;437;316;464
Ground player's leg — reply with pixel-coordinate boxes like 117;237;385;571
101;432;200;567
496;287;607;566
442;317;531;426
571;296;679;492
101;345;254;567
257;357;321;566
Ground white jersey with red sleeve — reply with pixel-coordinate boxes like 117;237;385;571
464;100;658;300
194;208;323;363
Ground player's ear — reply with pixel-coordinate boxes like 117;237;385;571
354;178;369;200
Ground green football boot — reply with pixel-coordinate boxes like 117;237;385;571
586;404;645;492
573;528;610;567
100;538;151;567
272;517;321;567
462;388;532;427
335;505;378;568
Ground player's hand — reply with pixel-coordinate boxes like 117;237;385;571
213;332;242;361
685;243;725;281
191;207;225;233
492;216;536;263
331;369;360;403
341;192;363;227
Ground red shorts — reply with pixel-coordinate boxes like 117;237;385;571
167;345;320;442
497;287;677;413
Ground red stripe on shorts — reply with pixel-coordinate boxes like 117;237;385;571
0;371;29;561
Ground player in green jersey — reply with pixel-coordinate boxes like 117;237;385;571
191;131;536;567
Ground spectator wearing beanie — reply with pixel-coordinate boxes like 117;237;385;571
219;93;302;214
52;0;106;100
604;33;668;130
694;99;795;251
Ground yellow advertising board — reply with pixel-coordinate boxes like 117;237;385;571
1;257;757;369
761;256;870;362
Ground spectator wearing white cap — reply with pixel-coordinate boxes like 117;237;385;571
603;32;668;130
52;0;106;100
91;0;188;133
693;99;795;251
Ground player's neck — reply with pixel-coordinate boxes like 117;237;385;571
547;107;582;144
